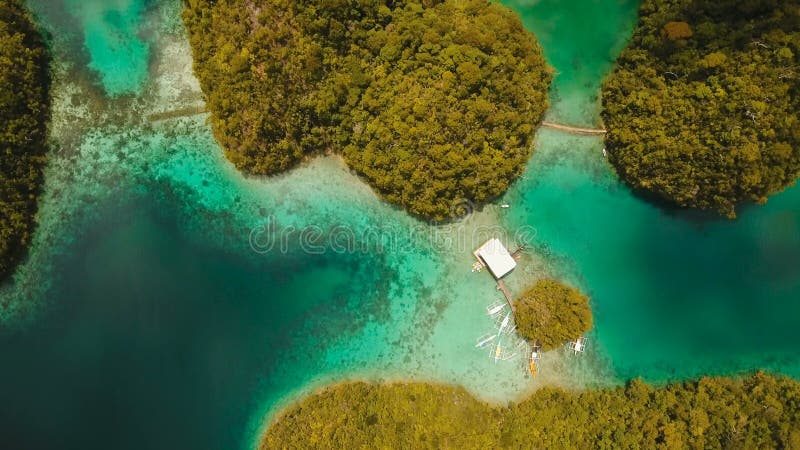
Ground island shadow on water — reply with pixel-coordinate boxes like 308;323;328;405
0;193;401;450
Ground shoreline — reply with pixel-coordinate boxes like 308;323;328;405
258;370;799;448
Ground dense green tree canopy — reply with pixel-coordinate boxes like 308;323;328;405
182;0;552;220
514;279;592;351
262;373;800;449
0;0;50;281
602;0;800;217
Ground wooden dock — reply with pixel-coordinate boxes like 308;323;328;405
147;105;207;122
496;279;515;312
541;121;607;135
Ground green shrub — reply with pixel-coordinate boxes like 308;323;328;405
262;373;800;449
602;0;800;217
182;0;552;221
514;279;592;350
0;0;50;281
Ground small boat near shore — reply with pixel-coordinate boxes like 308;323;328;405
475;333;497;349
569;337;587;355
529;342;542;376
486;300;506;317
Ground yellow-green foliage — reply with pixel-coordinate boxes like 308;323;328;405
181;0;552;221
261;383;499;449
514;279;592;350
602;0;800;217
263;373;800;449
0;0;50;281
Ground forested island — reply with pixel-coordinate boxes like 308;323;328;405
602;0;800;217
514;279;592;350
0;0;50;281
182;0;552;220
262;373;800;449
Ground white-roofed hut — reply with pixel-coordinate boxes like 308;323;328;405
473;238;516;279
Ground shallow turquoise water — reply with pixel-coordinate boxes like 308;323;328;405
504;131;800;381
499;0;800;381
65;0;150;96
0;0;798;449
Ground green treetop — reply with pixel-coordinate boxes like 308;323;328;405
602;0;800;217
182;0;552;221
514;279;592;351
261;373;800;449
0;0;50;281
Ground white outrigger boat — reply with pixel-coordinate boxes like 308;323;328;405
569;337;587;354
475;333;497;349
486;300;506;317
497;312;512;334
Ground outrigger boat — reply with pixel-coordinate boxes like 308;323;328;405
493;343;503;363
497;312;512;334
569;337;587;355
529;342;542;377
475;333;497;349
491;342;517;363
486;300;506;317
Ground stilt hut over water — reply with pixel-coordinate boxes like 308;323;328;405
473;238;516;279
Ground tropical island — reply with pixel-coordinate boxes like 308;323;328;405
514;279;592;351
256;1;800;447
262;373;800;449
181;0;552;220
0;0;50;281
602;0;800;217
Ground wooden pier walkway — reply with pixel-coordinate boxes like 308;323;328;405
496;279;515;312
542;121;607;136
147;105;207;122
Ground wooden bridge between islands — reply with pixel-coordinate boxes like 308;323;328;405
542;121;607;136
147;105;207;123
496;279;515;313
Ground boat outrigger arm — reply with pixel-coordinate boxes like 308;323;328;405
497;312;511;334
487;301;505;316
475;334;497;348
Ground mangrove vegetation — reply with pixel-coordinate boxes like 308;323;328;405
0;0;50;281
514;279;592;351
181;0;552;220
262;373;800;449
602;0;800;217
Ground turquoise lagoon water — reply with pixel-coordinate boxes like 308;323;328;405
64;0;150;96
0;0;798;449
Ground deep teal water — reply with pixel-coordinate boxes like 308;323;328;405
499;0;800;381
0;0;798;449
0;194;389;449
505;132;800;381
